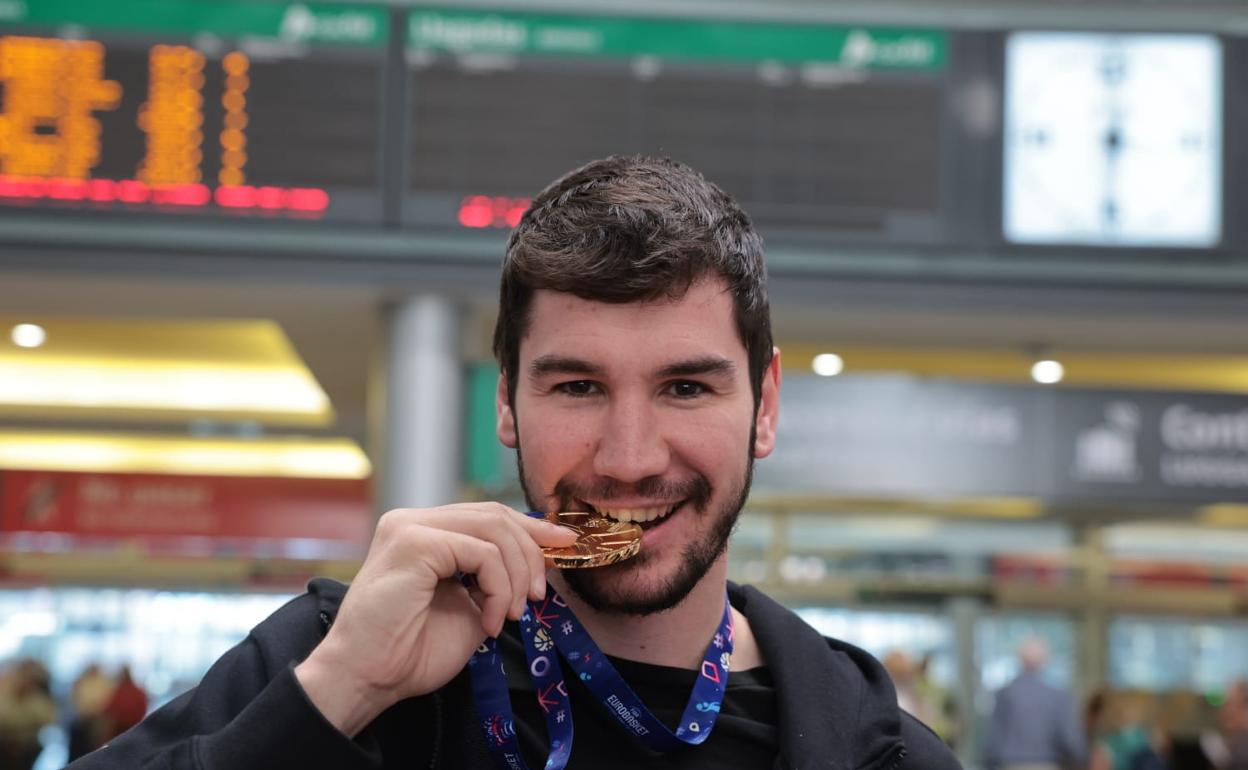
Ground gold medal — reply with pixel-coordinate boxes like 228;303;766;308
541;511;641;569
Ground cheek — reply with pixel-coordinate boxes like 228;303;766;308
690;403;754;443
673;410;753;468
518;411;595;475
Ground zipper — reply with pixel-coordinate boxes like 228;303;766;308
884;746;907;770
858;744;907;770
878;745;907;770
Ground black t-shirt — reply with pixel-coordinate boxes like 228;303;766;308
501;627;778;769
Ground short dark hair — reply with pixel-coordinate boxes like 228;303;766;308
493;155;773;407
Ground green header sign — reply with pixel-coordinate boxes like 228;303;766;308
2;0;388;47
408;8;946;71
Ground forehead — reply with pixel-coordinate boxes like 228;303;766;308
519;279;744;367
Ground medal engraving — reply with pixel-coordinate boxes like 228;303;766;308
541;511;641;569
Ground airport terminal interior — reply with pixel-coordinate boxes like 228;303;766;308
1;0;1247;767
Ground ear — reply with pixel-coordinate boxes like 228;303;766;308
752;347;782;459
496;371;518;448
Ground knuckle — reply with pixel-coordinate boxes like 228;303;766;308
478;540;503;564
374;508;412;536
374;509;397;534
481;507;514;533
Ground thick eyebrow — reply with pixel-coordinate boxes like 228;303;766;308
528;355;605;379
656;356;737;380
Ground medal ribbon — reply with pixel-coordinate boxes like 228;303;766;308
466;582;734;768
465;595;573;770
535;581;734;752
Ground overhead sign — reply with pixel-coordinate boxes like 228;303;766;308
408;9;947;70
0;0;388;222
402;9;951;240
1054;390;1248;502
762;375;1248;504
761;375;1046;498
2;0;388;46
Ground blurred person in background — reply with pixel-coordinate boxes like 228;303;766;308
1088;689;1110;750
64;156;962;769
0;658;57;770
882;650;957;745
1205;679;1248;770
884;650;933;725
1089;691;1164;770
1158;690;1216;770
67;664;114;761
99;666;146;742
916;652;959;748
983;637;1084;770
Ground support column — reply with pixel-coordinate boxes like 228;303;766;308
374;295;462;513
947;596;981;764
1075;523;1109;701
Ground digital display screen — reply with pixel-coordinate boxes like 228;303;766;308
403;9;951;241
0;0;388;223
1003;32;1222;247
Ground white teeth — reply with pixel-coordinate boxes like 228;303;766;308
594;505;677;524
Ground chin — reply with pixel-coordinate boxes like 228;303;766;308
561;545;712;617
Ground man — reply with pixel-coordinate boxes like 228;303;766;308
71;156;961;769
984;637;1084;770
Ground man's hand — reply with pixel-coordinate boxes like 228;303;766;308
294;503;577;736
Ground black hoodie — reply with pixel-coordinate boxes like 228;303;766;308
72;579;962;770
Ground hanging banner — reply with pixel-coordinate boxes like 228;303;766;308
0;469;371;543
761;375;1248;504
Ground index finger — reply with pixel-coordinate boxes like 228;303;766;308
515;509;579;547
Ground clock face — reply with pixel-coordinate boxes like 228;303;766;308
1003;33;1222;247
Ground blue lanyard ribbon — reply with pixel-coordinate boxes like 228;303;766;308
466;581;734;769
466;593;573;770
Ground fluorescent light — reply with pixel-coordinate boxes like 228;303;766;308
1198;504;1248;527
812;353;844;377
10;323;46;348
0;359;330;419
1031;359;1064;384
0;318;334;426
0;431;371;479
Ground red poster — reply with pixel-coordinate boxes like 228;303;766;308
0;470;371;544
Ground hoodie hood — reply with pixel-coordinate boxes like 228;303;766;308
730;583;905;770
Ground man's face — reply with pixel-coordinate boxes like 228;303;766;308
497;277;780;615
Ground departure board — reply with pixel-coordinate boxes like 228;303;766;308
0;0;388;223
403;9;951;241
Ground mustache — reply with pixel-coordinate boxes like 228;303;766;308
551;475;712;512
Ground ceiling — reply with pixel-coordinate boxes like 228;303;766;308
0;271;379;441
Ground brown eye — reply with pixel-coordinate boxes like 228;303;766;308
557;380;599;397
669;381;705;398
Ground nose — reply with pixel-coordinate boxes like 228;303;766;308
592;394;670;483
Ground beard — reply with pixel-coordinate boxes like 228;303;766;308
515;426;756;617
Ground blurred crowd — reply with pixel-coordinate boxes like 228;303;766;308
1075;679;1248;770
1;645;1244;769
0;659;147;770
881;640;1248;770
